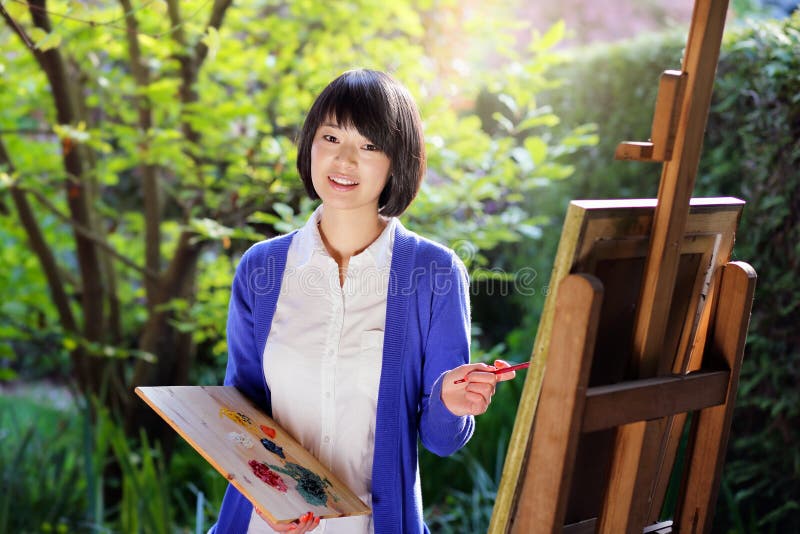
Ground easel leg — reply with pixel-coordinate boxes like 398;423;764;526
509;274;604;534
676;262;756;533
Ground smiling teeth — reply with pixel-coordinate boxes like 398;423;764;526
330;175;358;185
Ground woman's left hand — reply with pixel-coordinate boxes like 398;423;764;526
441;360;516;416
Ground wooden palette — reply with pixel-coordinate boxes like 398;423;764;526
135;386;370;524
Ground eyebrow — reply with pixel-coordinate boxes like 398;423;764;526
321;121;341;129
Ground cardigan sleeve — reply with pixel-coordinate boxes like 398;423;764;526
223;246;271;414
418;252;475;456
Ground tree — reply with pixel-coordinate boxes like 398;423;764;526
0;0;591;441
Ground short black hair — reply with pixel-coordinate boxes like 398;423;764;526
297;69;426;217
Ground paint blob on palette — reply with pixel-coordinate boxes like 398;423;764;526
135;386;369;524
270;461;332;507
249;460;288;492
228;431;255;449
261;438;285;459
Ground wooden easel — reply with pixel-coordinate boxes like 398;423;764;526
489;1;757;532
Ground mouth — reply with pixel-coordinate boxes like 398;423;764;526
328;174;359;189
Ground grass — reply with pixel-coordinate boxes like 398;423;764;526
0;386;228;533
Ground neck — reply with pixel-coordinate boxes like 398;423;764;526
317;206;386;265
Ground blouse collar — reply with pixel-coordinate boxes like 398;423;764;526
294;205;396;270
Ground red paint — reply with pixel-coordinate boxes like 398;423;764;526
453;361;531;384
249;460;288;492
260;424;276;438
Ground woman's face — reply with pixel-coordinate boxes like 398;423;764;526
310;117;391;216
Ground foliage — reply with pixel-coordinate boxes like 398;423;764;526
0;394;86;533
0;0;583;411
0;214;71;381
0;392;226;532
415;19;597;504
424;448;501;533
0;0;594;528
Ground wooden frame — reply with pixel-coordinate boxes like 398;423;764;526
489;198;755;533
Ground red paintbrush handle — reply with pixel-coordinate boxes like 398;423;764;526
453;361;531;384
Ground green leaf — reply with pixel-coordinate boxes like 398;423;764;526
273;202;295;220
517;113;560;131
531;20;565;52
28;27;47;46
35;31;62;52
201;27;221;62
524;136;547;166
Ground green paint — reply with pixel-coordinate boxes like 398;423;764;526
270;462;331;507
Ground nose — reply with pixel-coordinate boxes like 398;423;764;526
335;141;358;166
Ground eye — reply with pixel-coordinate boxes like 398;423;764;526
363;143;380;152
322;134;338;143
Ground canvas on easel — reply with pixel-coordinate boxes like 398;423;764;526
135;386;370;524
488;198;755;533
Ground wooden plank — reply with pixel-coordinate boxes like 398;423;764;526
581;371;729;433
604;1;731;530
647;265;726;521
509;274;604;534
650;71;688;161
489;204;589;533
135;386;369;524
614;70;687;162
598;420;648;533
615;141;655;161
633;0;730;392
676;262;756;533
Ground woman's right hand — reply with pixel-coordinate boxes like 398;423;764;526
255;509;320;532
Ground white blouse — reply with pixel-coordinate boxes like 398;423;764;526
248;206;395;533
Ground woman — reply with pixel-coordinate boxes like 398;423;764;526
212;69;514;533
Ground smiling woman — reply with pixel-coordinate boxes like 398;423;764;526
211;69;516;534
296;69;426;220
308;118;392;221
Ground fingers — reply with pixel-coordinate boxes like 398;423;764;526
453;362;496;383
493;359;517;382
255;509;320;532
292;512;320;533
464;380;496;414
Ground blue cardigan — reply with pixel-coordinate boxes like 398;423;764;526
211;222;474;533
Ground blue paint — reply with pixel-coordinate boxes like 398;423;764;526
261;438;285;459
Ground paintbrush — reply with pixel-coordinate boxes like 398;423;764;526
453;361;531;384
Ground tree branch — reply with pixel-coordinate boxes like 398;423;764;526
0;2;36;50
0;136;78;334
164;0;233;220
195;0;233;67
20;0;109;361
23;186;160;282
119;0;161;311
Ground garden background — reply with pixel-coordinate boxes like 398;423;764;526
1;0;798;532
